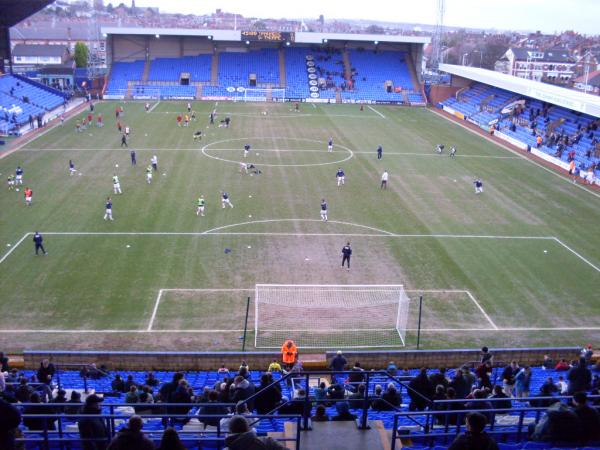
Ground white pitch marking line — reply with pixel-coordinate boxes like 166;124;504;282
553;237;600;273
311;103;316;109
368;105;386;118
428;108;600;201
147;101;160;113
465;290;498;330
352;151;520;159
0;233;30;265
147;289;163;331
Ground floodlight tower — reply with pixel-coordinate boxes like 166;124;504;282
86;0;103;79
430;0;445;70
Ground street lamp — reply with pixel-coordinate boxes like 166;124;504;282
462;53;468;66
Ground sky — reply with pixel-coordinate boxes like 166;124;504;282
129;0;600;35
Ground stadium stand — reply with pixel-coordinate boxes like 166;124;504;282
105;60;146;96
3;350;599;449
309;47;346;100
284;47;312;99
0;74;67;132
147;55;212;82
218;49;280;88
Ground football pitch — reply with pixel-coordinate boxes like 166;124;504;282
0;100;599;352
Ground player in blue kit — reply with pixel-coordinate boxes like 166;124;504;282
103;197;114;220
221;191;234;208
244;144;251;158
328;138;333;152
341;242;352;270
320;199;328;221
336;168;345;187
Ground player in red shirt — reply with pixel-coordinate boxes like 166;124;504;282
117;120;122;132
115;106;120;119
87;113;93;123
97;114;103;127
24;187;33;206
177;115;182;127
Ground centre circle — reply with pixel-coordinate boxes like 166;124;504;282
201;137;354;167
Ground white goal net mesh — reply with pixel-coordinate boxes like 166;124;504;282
242;88;286;102
255;284;409;348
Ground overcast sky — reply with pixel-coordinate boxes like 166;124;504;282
129;0;599;35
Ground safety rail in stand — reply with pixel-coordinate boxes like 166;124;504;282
391;394;600;450
16;403;301;450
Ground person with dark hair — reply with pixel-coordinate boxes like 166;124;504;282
111;374;126;393
382;383;402;409
429;368;449;390
448;412;499;450
408;368;434;411
198;390;228;428
490;385;511;412
0;352;9;372
157;427;186;450
348;384;366;409
255;373;282;414
530;401;582;443
159;372;184;403
224;415;288;450
572;392;600;442
332;401;357;421
65;390;83;416
480;347;493;364
107;415;154;450
568;358;592;394
230;375;256;412
78;394;109;450
0;397;21;450
23;392;56;431
312;404;329;422
465;389;493;422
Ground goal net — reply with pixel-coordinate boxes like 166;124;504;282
254;284;410;349
243;88;286;102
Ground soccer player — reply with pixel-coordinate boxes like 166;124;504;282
146;165;153;184
103;197;114;221
130;150;136;166
191;110;197;121
69;160;76;176
209;111;215;125
377;145;383;160
244;144;251;158
336;167;345;187
341;242;352;270
193;130;203;141
381;170;389;189
33;231;47;255
240;162;248;174
15;166;24;185
474;178;484;194
436;144;445;154
151;155;158;172
24;187;33;206
82;118;87;130
449;146;457;157
145;102;150;112
176;115;182;127
328;138;333;152
224;117;230;128
120;134;128;148
320;198;328;221
184;114;190;127
221;191;234;208
187;102;192;113
196;195;205;216
60;115;65;126
117;120;122;133
7;174;15;190
295;102;300;112
76;120;81;133
124;125;130;137
112;174;122;194
87;113;93;125
97;114;103;127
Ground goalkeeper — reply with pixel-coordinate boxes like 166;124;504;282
281;339;298;369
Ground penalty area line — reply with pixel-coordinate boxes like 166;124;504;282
147;101;160;113
367;105;386;118
465;290;498;330
0;233;31;265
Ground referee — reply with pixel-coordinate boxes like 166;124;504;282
341;242;352;271
33;231;47;255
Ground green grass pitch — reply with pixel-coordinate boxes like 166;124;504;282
0;100;599;352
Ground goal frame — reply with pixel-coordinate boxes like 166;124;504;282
254;283;409;349
242;88;286;103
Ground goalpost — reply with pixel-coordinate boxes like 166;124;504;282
242;88;286;102
254;284;410;349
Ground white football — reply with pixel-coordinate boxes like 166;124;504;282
15;188;19;191
115;164;119;168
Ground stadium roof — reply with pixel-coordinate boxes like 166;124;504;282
101;27;430;45
440;64;600;118
12;43;67;57
0;0;54;27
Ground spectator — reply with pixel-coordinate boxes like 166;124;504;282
370;385;386;410
157;427;185;450
568;358;592;394
530;401;582;443
65;391;83;416
382;383;402;409
448;412;499;450
555;359;570;371
331;401;357;421
107;415;154;450
443;387;464;426
145;372;159;387
279;389;311;418
230;375;255;411
255;374;282;414
465;389;493;422
171;379;193;417
78;394;109;450
327;380;345;401
217;364;230;375
581;344;594;363
475;362;492;390
480;347;494;365
239;361;250;374
501;361;519;397
462;366;476;389
330;351;347;382
529;383;558;408
556;376;568;395
0;371;5;394
124;375;136;392
15;378;33;403
540;377;559;395
51;389;68;413
542;355;555;370
0;352;9;372
312;404;329;422
313;382;328;406
429;368;449;390
198;390;227;428
238;365;251;381
36;359;55;385
449;369;470;400
125;385;139;404
111;374;126;393
408;368;434;411
267;360;282;373
347;362;365;391
196;386;211;404
348;384;366;409
515;366;532;398
489;385;511;412
0;397;21;450
23;392;56;431
386;361;398;376
220;401;255;433
159;372;184;402
224;415;288;450
572;392;600;442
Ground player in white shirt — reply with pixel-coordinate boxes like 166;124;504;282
240;162;248;174
327;138;333;152
436;144;444;154
124;126;130;136
380;170;389;189
146;165;153;184
320;199;328;221
69;160;77;176
244;144;251;158
449;146;457;157
196;196;206;216
151;155;158;172
336;168;345;187
112;174;122;194
145;102;150;112
221;191;234;208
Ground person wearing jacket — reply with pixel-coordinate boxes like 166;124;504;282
107;416;154;450
225;415;288;450
0;397;21;450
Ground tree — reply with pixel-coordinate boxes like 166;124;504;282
74;42;89;68
366;24;385;34
106;3;114;13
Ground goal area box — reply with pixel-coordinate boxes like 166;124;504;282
254;284;409;349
